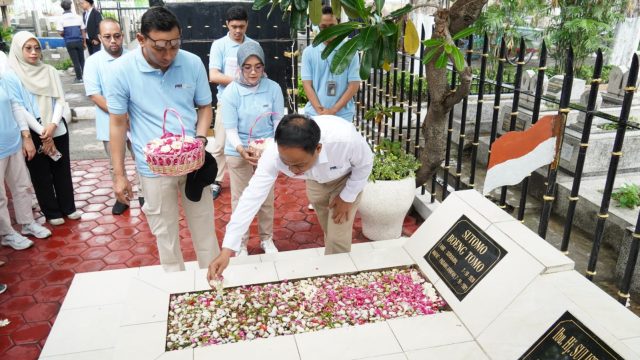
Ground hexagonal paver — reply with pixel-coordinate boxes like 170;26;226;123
112;227;137;239
57;243;89;257
51;256;83;270
125;255;158;268
283;211;307;221
133;231;156;243
20;264;53;280
8;279;45;297
42;269;75;285
73;260;106;273
107;239;135;251
33;285;68;303
90;224;119;235
102;250;134;265
23;302;60;323
1;296;36;315
79;246;111;260
285;221;313;233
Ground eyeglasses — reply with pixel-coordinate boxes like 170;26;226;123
242;64;264;73
23;45;41;53
100;33;123;41
145;35;181;50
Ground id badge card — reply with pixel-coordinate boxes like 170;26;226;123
326;80;337;96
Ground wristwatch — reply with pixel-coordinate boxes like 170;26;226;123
195;135;208;146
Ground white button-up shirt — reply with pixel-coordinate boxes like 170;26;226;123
222;115;374;252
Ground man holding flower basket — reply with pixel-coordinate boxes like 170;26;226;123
106;7;219;272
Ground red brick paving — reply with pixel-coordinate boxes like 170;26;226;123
0;159;420;359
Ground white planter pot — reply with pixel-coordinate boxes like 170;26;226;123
358;176;416;241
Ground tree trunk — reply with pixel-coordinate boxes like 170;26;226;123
415;0;487;187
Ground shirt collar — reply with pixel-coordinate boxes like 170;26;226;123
236;79;269;96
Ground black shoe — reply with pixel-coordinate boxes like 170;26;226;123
112;201;129;215
139;197;145;207
211;181;222;200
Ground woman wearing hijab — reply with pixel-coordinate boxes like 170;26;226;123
0;60;52;253
6;31;80;226
220;41;283;256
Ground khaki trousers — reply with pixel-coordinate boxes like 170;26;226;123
212;104;226;183
306;174;362;255
0;150;35;235
140;175;219;272
226;156;274;245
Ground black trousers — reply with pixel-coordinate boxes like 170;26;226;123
66;41;85;80
27;120;76;220
87;41;101;56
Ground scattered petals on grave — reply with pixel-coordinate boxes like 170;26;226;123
167;268;446;350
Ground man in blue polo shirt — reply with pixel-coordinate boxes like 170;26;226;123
84;18;140;215
302;6;360;122
106;7;219;272
57;0;85;83
208;6;256;200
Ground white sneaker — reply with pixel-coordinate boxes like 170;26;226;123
48;218;65;226
66;211;82;220
308;203;314;210
21;222;52;239
260;238;279;254
237;246;249;257
1;232;34;250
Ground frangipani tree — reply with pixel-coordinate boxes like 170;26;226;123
253;0;488;186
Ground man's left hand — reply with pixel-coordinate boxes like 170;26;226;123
329;196;352;224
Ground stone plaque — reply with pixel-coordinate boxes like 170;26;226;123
424;215;507;301
519;311;624;360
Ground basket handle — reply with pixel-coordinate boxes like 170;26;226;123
248;111;279;145
163;108;189;154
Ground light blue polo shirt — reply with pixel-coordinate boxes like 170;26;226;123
2;71;43;119
301;42;360;121
221;78;283;157
208;34;256;101
106;47;212;178
0;77;21;159
84;48;128;141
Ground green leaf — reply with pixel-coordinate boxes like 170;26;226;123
422;45;441;64
435;51;447;68
253;0;271;10
290;9;308;31
452;47;465;71
452;27;475;41
358;26;377;50
379;21;397;36
330;35;361;74
308;0;322;25
371;37;383;68
422;38;443;48
280;0;291;11
293;0;308;11
320;32;351;59
268;0;280;18
342;5;361;19
360;49;372;80
443;43;454;54
383;30;398;63
341;0;366;18
374;0;384;15
386;4;412;19
312;22;358;46
331;0;342;18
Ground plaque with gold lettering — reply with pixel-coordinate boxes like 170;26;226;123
519;311;623;360
424;215;506;301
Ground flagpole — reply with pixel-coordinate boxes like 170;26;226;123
537;47;574;239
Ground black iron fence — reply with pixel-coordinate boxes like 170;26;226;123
348;25;640;306
96;2;147;42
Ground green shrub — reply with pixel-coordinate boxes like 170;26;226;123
612;183;640;209
54;59;73;71
369;139;420;181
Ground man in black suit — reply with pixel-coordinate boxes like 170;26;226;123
80;0;103;55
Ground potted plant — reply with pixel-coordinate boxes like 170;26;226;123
359;139;420;241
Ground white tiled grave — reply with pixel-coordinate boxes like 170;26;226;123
40;190;640;360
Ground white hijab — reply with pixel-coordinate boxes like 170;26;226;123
8;31;65;125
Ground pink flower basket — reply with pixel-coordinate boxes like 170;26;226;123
144;108;204;176
247;111;278;158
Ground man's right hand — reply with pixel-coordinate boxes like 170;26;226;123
207;248;234;284
113;174;132;205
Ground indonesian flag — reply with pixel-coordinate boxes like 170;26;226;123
483;115;562;195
